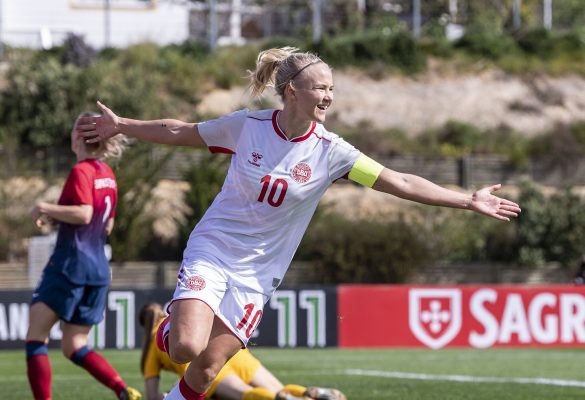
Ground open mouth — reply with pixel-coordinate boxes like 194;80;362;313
317;104;328;111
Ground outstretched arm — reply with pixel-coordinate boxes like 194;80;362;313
77;101;206;147
372;167;521;221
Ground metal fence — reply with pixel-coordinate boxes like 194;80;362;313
152;149;585;188
189;0;585;48
5;145;583;187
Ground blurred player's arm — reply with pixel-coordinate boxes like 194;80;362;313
77;101;206;148
105;218;114;236
144;377;164;400
31;202;92;228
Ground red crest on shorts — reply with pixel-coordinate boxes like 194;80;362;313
291;162;311;184
186;275;206;291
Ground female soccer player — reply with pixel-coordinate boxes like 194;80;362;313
139;303;345;400
26;112;141;400
78;47;521;400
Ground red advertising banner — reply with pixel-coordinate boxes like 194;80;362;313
338;285;585;348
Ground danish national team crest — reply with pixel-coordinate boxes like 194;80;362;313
186;275;206;291
291;162;312;184
408;288;462;349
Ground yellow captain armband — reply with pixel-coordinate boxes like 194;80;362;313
348;154;384;188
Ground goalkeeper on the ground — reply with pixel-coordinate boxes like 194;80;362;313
139;303;346;400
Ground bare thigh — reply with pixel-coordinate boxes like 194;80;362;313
168;298;216;363
26;302;59;342
60;323;92;357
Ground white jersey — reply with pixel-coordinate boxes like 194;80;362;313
184;109;361;295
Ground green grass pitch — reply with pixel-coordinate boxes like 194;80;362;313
2;347;584;399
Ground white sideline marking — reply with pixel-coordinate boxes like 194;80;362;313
344;369;585;388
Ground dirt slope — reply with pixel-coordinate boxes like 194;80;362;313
197;67;585;137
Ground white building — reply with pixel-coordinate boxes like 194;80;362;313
0;0;190;49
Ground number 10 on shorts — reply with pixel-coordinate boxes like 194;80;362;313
237;303;263;339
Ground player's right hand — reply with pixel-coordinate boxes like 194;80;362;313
30;205;45;229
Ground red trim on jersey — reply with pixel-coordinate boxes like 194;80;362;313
209;146;235;154
271;110;288;141
311;131;331;142
271;110;317;143
291;121;316;142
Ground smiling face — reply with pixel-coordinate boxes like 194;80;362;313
287;63;334;124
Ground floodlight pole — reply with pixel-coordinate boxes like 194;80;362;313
312;0;323;44
413;0;421;39
104;0;111;47
229;0;242;44
209;0;218;49
0;0;3;60
512;0;521;30
449;0;458;22
543;0;552;30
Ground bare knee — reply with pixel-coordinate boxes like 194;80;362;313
60;326;91;360
169;338;206;364
189;362;223;388
61;343;75;359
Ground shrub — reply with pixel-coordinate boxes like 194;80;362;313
455;17;518;60
416;205;518;264
516;180;585;267
178;152;229;247
312;29;425;74
108;144;176;261
515;28;555;59
297;211;432;284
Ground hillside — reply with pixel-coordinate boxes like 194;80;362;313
197;65;585;137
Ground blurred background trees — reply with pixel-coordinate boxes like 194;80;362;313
1;1;584;282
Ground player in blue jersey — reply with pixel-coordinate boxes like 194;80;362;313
25;112;141;400
78;47;521;400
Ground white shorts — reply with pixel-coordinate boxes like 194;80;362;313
170;259;269;346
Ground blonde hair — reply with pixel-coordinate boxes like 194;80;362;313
248;47;325;99
74;111;129;160
138;302;166;375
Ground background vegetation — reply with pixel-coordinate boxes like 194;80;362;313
1;15;585;282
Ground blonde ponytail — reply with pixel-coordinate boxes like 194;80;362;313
248;47;324;100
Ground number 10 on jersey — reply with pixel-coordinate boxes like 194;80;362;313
257;175;288;207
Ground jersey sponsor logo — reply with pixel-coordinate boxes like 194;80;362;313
94;178;116;190
248;151;263;167
186;275;206;291
291;162;312;184
409;289;462;349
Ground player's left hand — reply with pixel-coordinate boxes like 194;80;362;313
469;184;521;221
76;101;120;143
